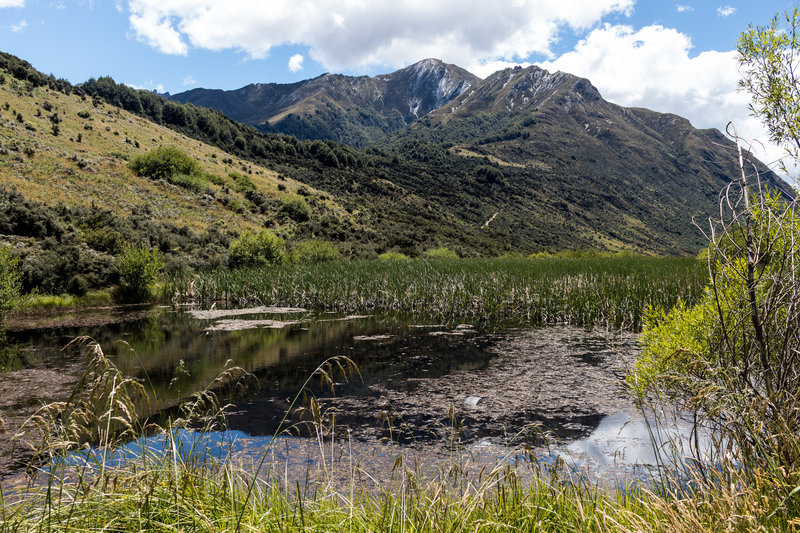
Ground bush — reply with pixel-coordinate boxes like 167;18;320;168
229;171;255;192
170;172;210;193
377;251;409;261
128;146;200;181
279;195;312;222
228;230;286;268
290;240;340;264
0;245;22;321
116;245;163;303
423;246;458;259
630;187;800;471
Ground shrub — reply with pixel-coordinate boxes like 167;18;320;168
423;246;458;259
630;187;800;471
116;245;163;303
279;195;311;222
290;240;340;264
128;146;200;181
228;230;286;268
378;251;409;261
170;173;210;193
229;171;255;192
0;245;22;321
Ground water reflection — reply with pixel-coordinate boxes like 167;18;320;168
6;308;659;477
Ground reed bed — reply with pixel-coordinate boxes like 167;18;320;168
167;255;707;331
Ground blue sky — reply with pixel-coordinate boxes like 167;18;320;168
0;0;795;170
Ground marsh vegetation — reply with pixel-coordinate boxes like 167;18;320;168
167;254;706;331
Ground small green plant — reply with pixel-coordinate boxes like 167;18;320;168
170;172;210;193
0;245;22;323
377;251;410;261
229;229;286;268
423;246;459;259
290;239;340;264
116;245;163;303
229;171;255;192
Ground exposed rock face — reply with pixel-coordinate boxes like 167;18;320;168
169;59;478;146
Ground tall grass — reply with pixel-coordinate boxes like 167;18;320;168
167;255;707;331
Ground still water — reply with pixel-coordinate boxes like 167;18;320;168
3;306;702;482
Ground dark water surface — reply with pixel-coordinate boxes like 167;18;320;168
4;306;690;483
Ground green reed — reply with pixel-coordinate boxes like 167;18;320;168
167;255;707;331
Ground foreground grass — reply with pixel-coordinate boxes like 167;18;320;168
168;255;707;330
2;436;797;532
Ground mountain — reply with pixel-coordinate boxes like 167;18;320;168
0;49;788;299
0;51;526;296
374;64;789;252
169;59;479;146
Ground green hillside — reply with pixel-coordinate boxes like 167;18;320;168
0;50;774;297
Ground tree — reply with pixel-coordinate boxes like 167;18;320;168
738;7;800;172
116;245;163;303
228;230;286;268
289;239;340;264
631;8;800;473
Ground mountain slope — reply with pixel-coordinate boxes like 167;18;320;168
377;65;788;252
170;59;478;146
0;49;782;288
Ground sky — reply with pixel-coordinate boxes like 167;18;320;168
0;0;796;176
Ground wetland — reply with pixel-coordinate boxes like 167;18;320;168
2;303;651;488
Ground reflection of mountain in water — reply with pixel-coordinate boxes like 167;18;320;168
10;311;639;449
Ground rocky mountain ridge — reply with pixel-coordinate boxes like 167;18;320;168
170;58;478;146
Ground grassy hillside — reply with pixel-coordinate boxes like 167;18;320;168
0;66;369;295
0;74;341;231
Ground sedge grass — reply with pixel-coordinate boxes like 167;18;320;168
168;255;707;331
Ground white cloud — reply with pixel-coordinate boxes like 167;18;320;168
717;5;735;17
10;18;26;32
125;81;165;93
288;53;304;73
676;4;693;13
50;2;66;9
539;24;785;175
0;0;25;7
125;0;634;69
182;75;196;86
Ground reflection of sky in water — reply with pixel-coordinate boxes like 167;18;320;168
58;411;713;488
56;430;284;468
562;411;713;473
